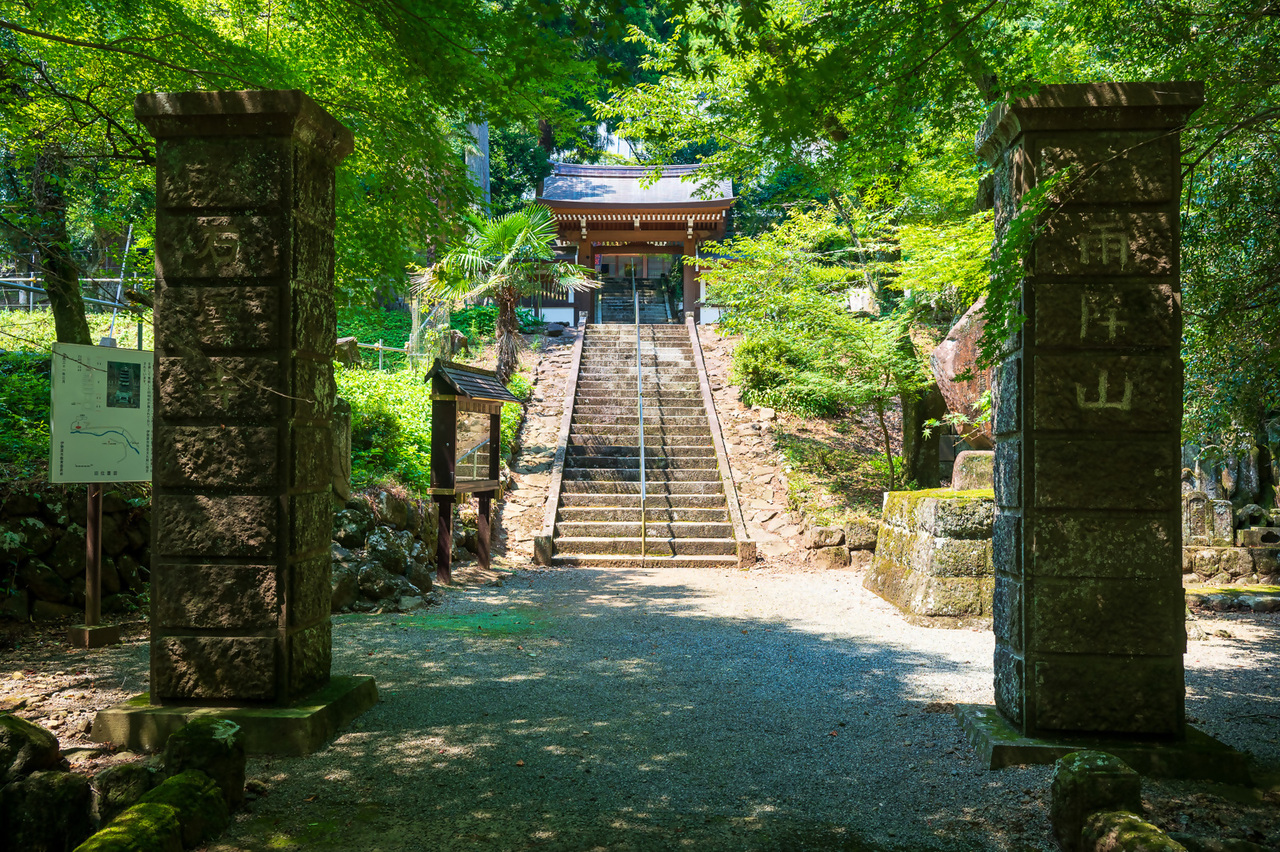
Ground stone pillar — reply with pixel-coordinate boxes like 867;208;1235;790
136;90;353;704
682;238;699;324
979;83;1202;738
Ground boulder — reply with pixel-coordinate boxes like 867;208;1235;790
1;714;63;783
101;512;129;556
0;770;94;852
116;554;143;591
17;559;72;604
1082;811;1186;852
952;450;995;490
813;547;851;570
407;558;433;595
357;562;417;601
1;589;29;620
365;528;410;575
93;762;162;826
4;515;55;557
48;524;87;580
32;600;80;621
162;718;245;809
543;323;565;338
331;564;359;612
843;516;879;551
372;490;410;530
76;802;182;852
2;489;40;515
332;509;373;549
1050;750;1143;852
137;769;229;847
100;555;123;596
929;297;994;450
803;527;845;550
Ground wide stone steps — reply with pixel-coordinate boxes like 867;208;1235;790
555;506;729;523
559;480;723;495
565;455;716;470
549;554;739;569
553;536;737;557
556;521;734;539
562;468;718;482
548;324;737;567
558;493;728;509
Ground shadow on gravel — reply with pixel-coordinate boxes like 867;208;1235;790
221;569;1042;851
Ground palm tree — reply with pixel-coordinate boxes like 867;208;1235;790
416;204;596;383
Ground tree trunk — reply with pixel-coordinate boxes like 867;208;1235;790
494;291;521;385
875;400;896;491
33;146;90;346
902;384;947;488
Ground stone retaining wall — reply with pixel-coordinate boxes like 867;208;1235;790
863;488;995;621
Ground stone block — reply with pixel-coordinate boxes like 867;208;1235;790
1249;547;1279;574
993;577;1023;652
993;511;1022;578
163;718;246;809
292;357;335;420
156;135;285;210
293;148;337;225
1033;354;1178;432
158;357;279;422
287;620;332;697
952;450;994;490
288;556;330;626
993;356;1020;437
155;282;280;351
292;218;337;284
1032;514;1177;580
156;213;283;278
842;516;879;550
155;495;277;558
880;488;994;539
1034;278;1179;350
292;283;336;352
1035;210;1175;277
1031;578;1183;656
1034;439;1178;511
1082;811;1186;852
1033;658;1182;735
1185;547;1253;581
331;398;352;501
1210;501;1235;547
291;425;331;489
289;491;332;556
153;636;278;701
804;526;844;549
812;546;849;570
994;645;1024;725
1050;750;1143;852
1238;527;1280;548
152;564;278;630
995;440;1021;507
155;425;278;489
1035;130;1176;202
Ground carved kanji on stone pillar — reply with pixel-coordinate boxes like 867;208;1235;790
136;90;353;703
978;83;1202;738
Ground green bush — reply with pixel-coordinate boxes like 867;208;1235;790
0;353;51;477
730;332;850;417
335;364;433;494
336;305;412;369
449;305;545;342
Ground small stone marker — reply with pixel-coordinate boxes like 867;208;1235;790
1050;750;1142;852
980;82;1201;738
136;90;353;705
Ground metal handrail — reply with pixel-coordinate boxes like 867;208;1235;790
634;277;646;563
458;438;490;481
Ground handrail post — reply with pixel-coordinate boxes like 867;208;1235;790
635;279;646;563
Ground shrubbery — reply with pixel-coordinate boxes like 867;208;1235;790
449;304;544;342
730;332;853;417
0;353;51;478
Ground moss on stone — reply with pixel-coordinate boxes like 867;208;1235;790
72;802;182;852
138;769;228;846
1082;810;1188;851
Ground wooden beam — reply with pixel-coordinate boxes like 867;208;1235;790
573;229;714;242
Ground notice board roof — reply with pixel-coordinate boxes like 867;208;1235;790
427;360;521;405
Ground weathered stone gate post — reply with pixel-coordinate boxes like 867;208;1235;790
958;83;1247;780
92;91;375;754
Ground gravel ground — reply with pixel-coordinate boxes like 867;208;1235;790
189;562;1279;852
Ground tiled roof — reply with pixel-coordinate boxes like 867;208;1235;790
427;360;521;404
540;162;733;207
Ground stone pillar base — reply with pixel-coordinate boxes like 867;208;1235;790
91;675;377;757
955;704;1250;784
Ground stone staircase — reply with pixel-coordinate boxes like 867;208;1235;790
549;323;739;568
598;282;670;324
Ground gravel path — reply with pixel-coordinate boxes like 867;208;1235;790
199;563;1279;852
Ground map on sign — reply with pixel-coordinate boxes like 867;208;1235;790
50;343;153;483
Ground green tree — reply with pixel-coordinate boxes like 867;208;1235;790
417;204;596;383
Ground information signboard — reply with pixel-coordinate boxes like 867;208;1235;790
50;343;153;483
